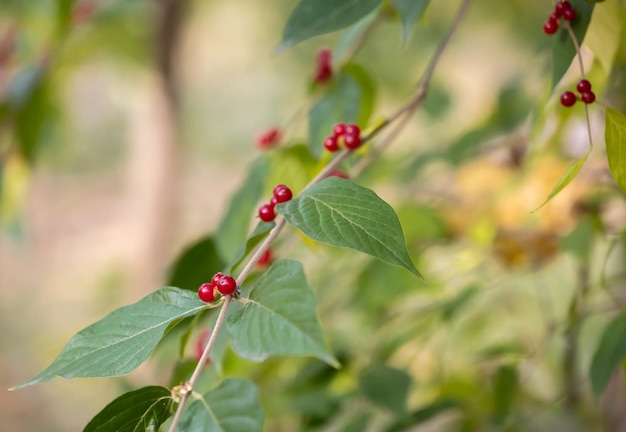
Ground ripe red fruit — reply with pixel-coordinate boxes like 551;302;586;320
258;203;276;222
217;275;237;295
560;91;577;107
333;123;347;137
257;249;273;266
256;127;281;150
344;123;361;137
543;19;558;35
211;272;224;286
314;49;333;84
198;283;216;303
273;184;293;203
344;134;361;149
327;170;349;179
562;8;576;21
576;79;592;93
195;330;212;365
324;135;339;152
556;1;572;14
581;91;596;104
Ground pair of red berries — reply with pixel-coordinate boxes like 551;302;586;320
258;184;293;222
543;1;576;35
561;79;596;107
198;272;238;303
314;49;333;84
324;123;362;152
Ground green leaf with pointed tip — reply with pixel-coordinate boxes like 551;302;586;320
533;152;589;211
83;386;173;432
360;366;411;414
227;259;338;367
551;0;595;88
277;178;421;277
215;157;270;263
278;0;384;52
585;0;623;74
392;0;431;40
12;287;205;389
168;236;224;292
178;378;264;432
590;313;626;397
605;108;626;195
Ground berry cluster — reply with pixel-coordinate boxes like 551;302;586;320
258;184;293;222
198;272;238;302
314;49;333;84
323;123;362;152
543;1;576;35
256;127;282;150
560;79;596;107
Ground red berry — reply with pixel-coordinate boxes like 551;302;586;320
560;91;577;107
576;79;592;93
344;134;361;149
314;49;333;83
557;1;572;12
256;127;281;149
549;12;559;21
562;8;576;21
344;123;361;137
581;91;596;104
273;184;293;203
211;272;224;286
258;203;276;222
327;170;349;179
324;135;339;152
333;123;347;137
257;248;273;266
195;330;212;365
543;19;558;35
198;283;216;303
217;275;237;295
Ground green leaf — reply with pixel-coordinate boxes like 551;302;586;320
392;0;431;40
533;152;589;211
342;63;376;128
359;365;411;414
334;13;377;63
278;0;384;52
551;0;595;88
585;0;624;74
227;259;338;367
227;221;275;273
386;398;462;431
168;236;224;291
277;178;421;277
178;378;264;432
590;313;626;396
83;386;173;432
13;287;206;389
308;72;362;159
267;144;318;194
215;157;270;263
605;108;626;195
492;364;518;425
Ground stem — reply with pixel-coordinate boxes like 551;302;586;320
166;2;473;429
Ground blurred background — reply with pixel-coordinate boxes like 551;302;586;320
1;0;626;430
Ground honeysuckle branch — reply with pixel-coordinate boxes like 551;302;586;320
167;2;472;429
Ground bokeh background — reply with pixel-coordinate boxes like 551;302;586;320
2;0;626;430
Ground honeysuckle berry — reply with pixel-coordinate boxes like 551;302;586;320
576;79;592;93
543;19;558;35
198;283;216;303
273;184;293;203
333;123;347;137
581;91;596;104
327;170;349;179
314;49;333;84
344;133;361;149
560;91;577;107
556;1;572;14
324;135;339;152
195;330;212;365
257;248;273;267
259;203;276;222
562;8;576;21
211;272;224;286
256;127;281;150
217;275;237;295
344;123;361;137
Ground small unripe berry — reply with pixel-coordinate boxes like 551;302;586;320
217;275;237;295
562;8;576;21
198;283;216;303
560;91;577;107
324;135;339;152
258;203;276;222
576;79;591;93
581;91;596;104
344;134;361;149
273;184;293;203
543;19;558;35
